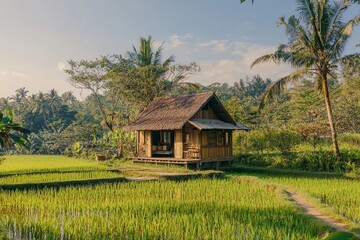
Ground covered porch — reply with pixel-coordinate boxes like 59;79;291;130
126;156;235;170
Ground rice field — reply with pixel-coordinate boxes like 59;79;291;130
0;178;328;239
0;155;109;174
257;175;360;226
0;171;122;185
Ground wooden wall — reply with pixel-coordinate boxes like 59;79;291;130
192;105;218;120
145;131;152;157
201;146;232;159
136;128;233;160
174;130;183;159
137;131;146;157
201;130;233;159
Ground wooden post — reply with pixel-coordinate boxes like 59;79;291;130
196;162;200;171
199;130;202;160
216;161;220;170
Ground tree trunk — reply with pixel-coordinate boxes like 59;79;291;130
321;76;341;159
93;93;113;132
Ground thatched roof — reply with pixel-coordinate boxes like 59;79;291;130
124;92;249;131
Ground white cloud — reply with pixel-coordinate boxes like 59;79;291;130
169;35;185;48
153;40;164;50
57;62;66;71
198;40;229;53
168;33;193;49
11;71;26;77
190;41;292;85
0;68;27;77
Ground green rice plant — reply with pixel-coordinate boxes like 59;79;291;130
0;178;329;239
0;155;109;175
258;175;360;227
0;171;121;185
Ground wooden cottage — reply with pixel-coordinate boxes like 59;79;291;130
124;92;249;169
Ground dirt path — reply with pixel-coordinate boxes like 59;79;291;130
285;189;359;237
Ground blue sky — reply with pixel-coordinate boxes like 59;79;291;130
0;0;359;99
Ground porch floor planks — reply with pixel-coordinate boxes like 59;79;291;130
126;157;234;170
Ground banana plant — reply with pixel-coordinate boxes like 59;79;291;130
0;108;30;150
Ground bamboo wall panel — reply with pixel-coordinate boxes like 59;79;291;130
145;131;152;157
174;130;183;159
137;131;146;157
201;146;233;159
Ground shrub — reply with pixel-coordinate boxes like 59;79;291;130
294;123;328;149
267;130;300;154
236;149;360;172
339;133;360;147
246;131;269;153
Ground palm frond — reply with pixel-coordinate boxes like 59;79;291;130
330;13;360;58
259;68;308;109
297;0;325;50
251;44;288;68
339;53;360;67
325;0;350;42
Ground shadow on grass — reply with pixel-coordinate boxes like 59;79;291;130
228;164;347;179
0;177;127;191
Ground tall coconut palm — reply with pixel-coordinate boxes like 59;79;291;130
127;36;175;68
0;108;29;150
29;92;52;127
46;89;61;116
126;36;199;98
15;87;29;100
251;0;360;158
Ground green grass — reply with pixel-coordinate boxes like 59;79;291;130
1;178;329;239
0;155;109;175
229;165;360;233
258;175;360;228
0;171;122;185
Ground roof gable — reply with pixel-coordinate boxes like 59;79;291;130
124;92;248;131
124;92;214;131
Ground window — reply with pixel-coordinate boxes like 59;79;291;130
185;132;191;143
161;131;171;144
208;131;217;146
225;132;230;145
217;132;224;146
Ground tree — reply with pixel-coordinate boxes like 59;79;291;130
30;92;52;128
251;0;360;158
232;75;271;101
64;57;116;131
110;36;199;111
240;0;360;4
0;108;29;150
127;36;175;68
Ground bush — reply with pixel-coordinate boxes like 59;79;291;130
268;130;300;154
234;129;300;155
339;133;360;147
236;149;360;172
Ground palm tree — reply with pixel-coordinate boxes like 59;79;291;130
127;36;175;68
29;92;52;127
251;0;360;158
15;87;29;100
46;89;61;116
61;91;78;107
0;108;29;150
125;36;199;101
240;0;359;4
